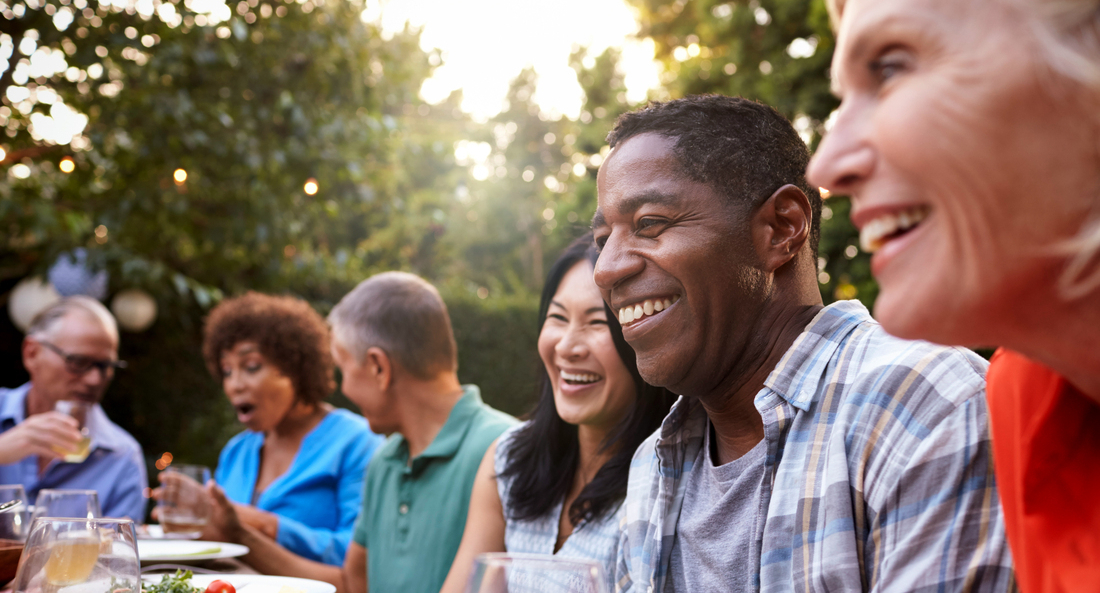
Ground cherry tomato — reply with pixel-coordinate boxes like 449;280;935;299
204;580;235;593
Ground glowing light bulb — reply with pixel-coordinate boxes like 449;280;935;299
59;157;75;173
173;168;188;184
303;178;319;195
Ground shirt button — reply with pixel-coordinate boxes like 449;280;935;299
398;503;409;515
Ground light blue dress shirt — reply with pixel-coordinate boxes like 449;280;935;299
0;383;148;521
216;408;382;565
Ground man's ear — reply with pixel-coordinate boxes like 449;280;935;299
364;346;393;391
753;184;812;272
21;337;41;374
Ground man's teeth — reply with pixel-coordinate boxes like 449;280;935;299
618;296;680;324
561;371;601;384
859;206;931;253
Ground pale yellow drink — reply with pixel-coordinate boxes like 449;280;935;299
43;536;100;585
60;435;92;463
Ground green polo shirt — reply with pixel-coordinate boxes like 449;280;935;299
352;384;516;593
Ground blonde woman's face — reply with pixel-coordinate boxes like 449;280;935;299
808;0;1100;346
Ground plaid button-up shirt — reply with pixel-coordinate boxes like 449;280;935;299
615;301;1016;593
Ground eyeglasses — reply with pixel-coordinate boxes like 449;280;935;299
38;341;127;377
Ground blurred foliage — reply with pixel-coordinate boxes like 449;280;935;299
438;46;632;298
447;291;541;418
0;0;465;303
625;0;875;307
0;0;882;492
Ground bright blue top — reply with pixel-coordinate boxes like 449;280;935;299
216;407;383;565
0;383;148;521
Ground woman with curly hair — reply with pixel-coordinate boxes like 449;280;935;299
197;292;383;566
440;236;676;593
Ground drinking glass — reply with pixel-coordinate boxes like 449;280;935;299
0;485;28;587
11;517;140;593
0;485;29;541
53;401;93;463
157;464;211;539
31;490;101;524
465;553;607;593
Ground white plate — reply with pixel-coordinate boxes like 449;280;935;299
138;524;166;539
138;539;250;562
144;574;336;593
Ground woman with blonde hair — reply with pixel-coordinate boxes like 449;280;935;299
807;0;1100;589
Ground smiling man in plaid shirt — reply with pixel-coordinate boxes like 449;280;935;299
590;96;1015;592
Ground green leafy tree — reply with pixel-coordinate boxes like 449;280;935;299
439;46;635;298
0;0;470;469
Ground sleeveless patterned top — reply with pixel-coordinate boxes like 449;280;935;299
494;422;623;593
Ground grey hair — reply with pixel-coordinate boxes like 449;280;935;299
1019;0;1100;299
27;296;119;342
327;271;458;380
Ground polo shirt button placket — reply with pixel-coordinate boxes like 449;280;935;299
399;503;409;515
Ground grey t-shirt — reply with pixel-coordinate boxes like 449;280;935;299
665;421;767;592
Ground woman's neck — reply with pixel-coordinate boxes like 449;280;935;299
575;424;615;489
996;283;1100;403
269;401;330;441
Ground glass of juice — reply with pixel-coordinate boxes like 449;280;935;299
53;400;93;463
12;517;139;593
158;464;212;539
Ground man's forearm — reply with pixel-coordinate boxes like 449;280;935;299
235;525;346;592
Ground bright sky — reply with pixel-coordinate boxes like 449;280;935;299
366;0;661;120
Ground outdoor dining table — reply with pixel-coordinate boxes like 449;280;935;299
142;557;260;576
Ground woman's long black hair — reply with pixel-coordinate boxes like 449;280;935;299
498;233;678;526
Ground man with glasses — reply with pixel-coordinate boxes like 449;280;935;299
0;296;147;520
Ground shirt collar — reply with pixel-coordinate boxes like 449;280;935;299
384;385;484;463
654;301;871;447
0;383;31;425
763;300;869;412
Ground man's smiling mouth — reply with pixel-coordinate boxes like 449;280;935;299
618;295;680;325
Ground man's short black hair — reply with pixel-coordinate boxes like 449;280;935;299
606;95;823;259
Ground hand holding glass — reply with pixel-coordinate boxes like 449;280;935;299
11;517;140;593
465;553;606;593
157;465;212;539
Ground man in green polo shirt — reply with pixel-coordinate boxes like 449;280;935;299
329;271;516;593
195;272;514;593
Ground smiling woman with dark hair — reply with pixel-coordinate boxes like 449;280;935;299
440;235;676;593
191;292;384;567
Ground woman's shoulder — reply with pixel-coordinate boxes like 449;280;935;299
217;429;262;472
493;421;532;464
221;428;262;456
321;407;373;432
315;408;384;451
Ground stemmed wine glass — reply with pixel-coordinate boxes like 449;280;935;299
12;517;140;593
465;553;607;593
